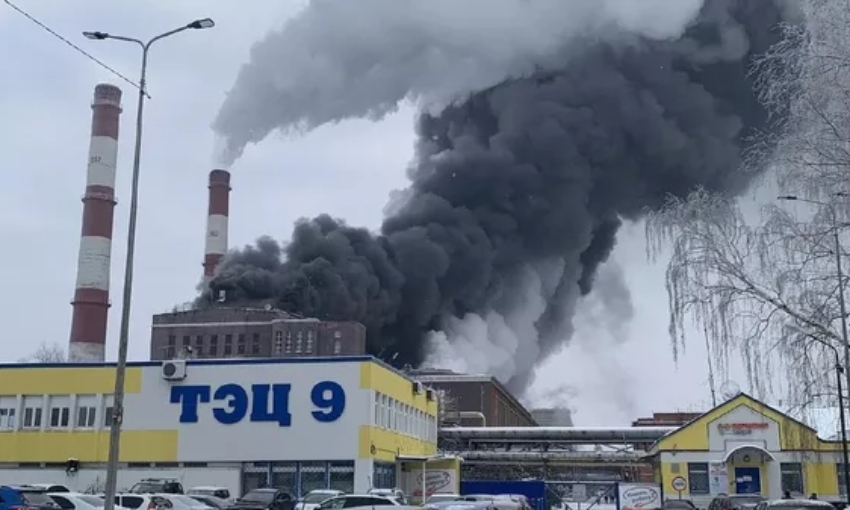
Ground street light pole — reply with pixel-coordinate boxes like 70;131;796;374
82;19;214;510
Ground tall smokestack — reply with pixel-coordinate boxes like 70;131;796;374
69;83;123;362
203;169;231;283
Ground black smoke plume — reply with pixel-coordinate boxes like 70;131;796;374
206;0;792;393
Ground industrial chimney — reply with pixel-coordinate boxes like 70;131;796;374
203;169;231;283
69;83;123;362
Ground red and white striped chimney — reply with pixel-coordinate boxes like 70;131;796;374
203;169;231;283
69;83;123;362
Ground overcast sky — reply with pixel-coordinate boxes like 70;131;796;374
0;0;795;426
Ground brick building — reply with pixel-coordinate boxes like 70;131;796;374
149;307;366;360
409;369;536;427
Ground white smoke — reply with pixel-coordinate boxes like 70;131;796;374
214;0;706;164
424;258;569;382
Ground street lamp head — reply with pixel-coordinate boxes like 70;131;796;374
187;18;215;30
777;195;798;201
83;31;109;40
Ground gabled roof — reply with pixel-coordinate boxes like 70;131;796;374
649;392;817;452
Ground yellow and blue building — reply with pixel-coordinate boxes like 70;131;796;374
0;356;457;497
649;393;849;505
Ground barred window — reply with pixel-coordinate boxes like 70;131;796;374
687;463;709;495
781;463;804;495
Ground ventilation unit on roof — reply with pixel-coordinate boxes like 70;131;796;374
413;381;424;394
161;360;187;381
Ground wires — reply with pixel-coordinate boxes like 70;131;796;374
3;0;142;92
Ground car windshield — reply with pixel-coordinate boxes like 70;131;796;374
304;494;335;504
241;491;275;504
23;492;57;506
80;496;107;507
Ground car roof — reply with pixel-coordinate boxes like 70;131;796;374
767;501;834;507
246;489;278;493
190;487;227;491
309;490;343;494
48;493;95;497
4;485;47;491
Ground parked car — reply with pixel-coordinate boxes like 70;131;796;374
663;500;697;510
710;496;765;510
755;500;835;510
228;489;294;510
130;481;184;496
0;485;61;510
187;489;231;502
297;491;344;510
425;495;463;506
187;496;229;510
424;503;496;510
30;486;71;494
159;495;213;510
318;495;402;509
366;490;407;505
49;492;120;510
114;494;174;510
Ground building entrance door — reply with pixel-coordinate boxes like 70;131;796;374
734;467;762;495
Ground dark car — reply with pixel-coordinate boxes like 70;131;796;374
709;495;765;510
130;479;184;495
189;496;230;510
664;500;697;510
0;485;61;510
229;489;294;510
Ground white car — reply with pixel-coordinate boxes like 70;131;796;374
318;495;403;509
366;490;407;505
49;493;126;510
298;490;345;510
186;487;232;502
158;494;214;510
114;494;175;510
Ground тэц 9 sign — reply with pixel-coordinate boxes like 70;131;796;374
170;381;346;426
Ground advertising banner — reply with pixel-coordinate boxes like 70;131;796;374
403;468;457;498
709;462;729;495
618;483;661;510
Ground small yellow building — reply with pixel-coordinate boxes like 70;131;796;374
648;393;848;505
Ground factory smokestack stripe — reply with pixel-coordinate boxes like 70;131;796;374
69;83;122;363
203;169;231;282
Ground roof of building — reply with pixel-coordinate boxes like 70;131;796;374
0;355;418;382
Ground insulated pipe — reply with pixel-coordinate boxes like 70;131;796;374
439;426;675;442
69;83;123;362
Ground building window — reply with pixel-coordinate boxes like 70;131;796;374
237;335;247;355
166;335;176;358
838;464;848;497
0;408;16;429
252;334;261;354
374;394;381;425
295;332;303;353
50;405;70;429
781;463;804;495
274;331;283;355
195;335;204;356
687;463;709;495
76;406;96;428
182;335;190;351
104;406;114;427
224;335;234;355
209;335;219;356
306;331;314;353
285;332;293;353
333;339;341;355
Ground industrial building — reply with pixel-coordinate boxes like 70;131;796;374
0;356;455;498
649;393;849;504
408;369;536;427
149;307;366;360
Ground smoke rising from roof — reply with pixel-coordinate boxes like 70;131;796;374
208;0;791;395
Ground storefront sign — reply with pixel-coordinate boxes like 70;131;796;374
717;422;769;435
618;483;660;510
170;381;346;426
709;462;728;495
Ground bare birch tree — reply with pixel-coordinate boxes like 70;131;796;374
644;1;850;418
19;342;66;363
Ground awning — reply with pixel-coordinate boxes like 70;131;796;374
723;444;776;462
